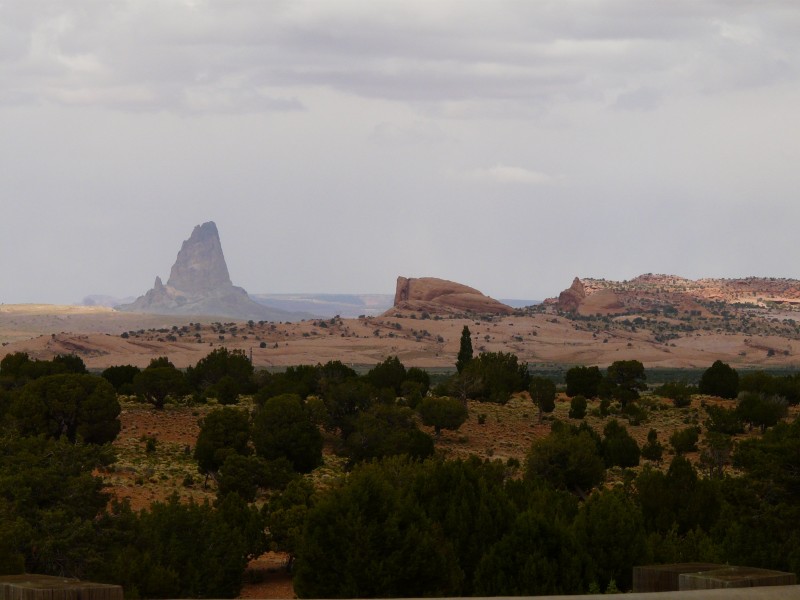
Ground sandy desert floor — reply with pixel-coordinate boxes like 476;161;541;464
2;304;800;371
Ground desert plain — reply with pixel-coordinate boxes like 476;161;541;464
2;300;799;372
4;294;800;598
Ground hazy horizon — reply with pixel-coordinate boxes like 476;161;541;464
80;289;541;309
3;2;800;304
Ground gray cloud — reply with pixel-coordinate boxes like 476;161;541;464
457;165;557;186
2;1;800;303
613;86;662;111
2;1;798;115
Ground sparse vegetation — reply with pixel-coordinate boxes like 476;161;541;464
6;307;800;597
670;426;701;454
418;395;468;435
569;394;587;419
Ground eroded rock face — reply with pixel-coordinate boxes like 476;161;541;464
118;222;293;321
390;276;514;315
546;273;800;315
556;277;586;313
167;222;232;294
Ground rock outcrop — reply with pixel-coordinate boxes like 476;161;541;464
118;222;298;321
556;277;586;313
389;276;514;316
546;273;800;316
166;222;232;294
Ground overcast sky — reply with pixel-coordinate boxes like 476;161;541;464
2;1;800;304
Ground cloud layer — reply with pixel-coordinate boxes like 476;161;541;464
3;1;798;114
2;1;800;303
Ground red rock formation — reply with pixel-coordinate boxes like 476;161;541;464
548;273;800;315
390;277;514;315
556;277;586;313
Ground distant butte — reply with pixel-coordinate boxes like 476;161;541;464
388;276;514;316
118;222;297;321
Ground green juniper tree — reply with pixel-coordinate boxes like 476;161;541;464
293;459;462;598
601;420;640;468
529;377;557;423
133;357;188;410
564;365;603;398
525;424;605;497
194;407;252;482
605;360;646;408
456;326;473;374
569;395;587;419
11;374;120;444
252;394;323;473
418;396;468;436
699;360;739;399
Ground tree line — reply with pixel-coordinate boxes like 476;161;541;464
2;334;800;597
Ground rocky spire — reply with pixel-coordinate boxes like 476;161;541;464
119;221;300;321
166;221;232;294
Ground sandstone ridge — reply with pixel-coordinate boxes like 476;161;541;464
546;273;800;315
118;222;296;321
390;276;514;316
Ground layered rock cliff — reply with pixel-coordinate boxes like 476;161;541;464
389;276;514;316
546;273;800;315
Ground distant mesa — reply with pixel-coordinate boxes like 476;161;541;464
546;273;800;316
389;276;514;316
118;222;302;321
251;293;394;319
82;294;135;308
